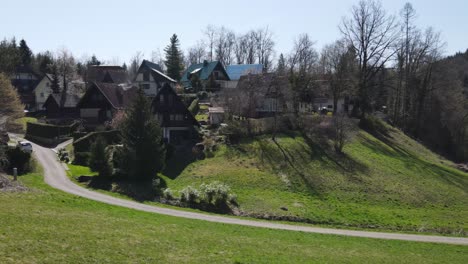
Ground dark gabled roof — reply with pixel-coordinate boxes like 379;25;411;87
141;60;163;72
44;92;81;108
181;60;229;86
136;60;176;83
87;65;129;84
78;82;137;109
151;84;199;127
226;64;263;80
96;82;137;109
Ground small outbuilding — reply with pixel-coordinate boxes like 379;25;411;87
208;107;225;125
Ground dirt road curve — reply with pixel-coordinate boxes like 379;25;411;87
29;140;468;245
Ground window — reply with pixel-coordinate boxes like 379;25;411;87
160;95;164;103
46;82;50;87
214;71;219;79
327;105;333;109
143;71;150;81
40;92;44;98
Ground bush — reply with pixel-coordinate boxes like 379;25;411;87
73;152;90;166
163;188;174;200
199;181;231;206
57;148;70;163
180;186;199;204
6;147;31;174
26;122;78;139
89;136;113;177
188;98;200;115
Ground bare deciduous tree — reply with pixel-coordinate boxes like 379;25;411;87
330;113;358;153
204;25;217;62
128;51;144;81
187;41;206;65
320;40;357;113
254;27;275;71
340;0;399;116
287;33;318;114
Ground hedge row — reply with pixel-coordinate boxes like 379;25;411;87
25;122;78;139
188;98;200;115
73;130;121;153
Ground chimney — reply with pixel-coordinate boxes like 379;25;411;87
203;60;208;67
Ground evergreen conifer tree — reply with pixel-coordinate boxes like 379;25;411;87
89;136;113;177
19;39;32;66
164;34;184;81
120;89;165;181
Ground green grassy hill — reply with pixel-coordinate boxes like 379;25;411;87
161;126;468;235
1;170;467;263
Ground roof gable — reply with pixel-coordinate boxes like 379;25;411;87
78;82;137;109
152;84;199;127
181;61;229;85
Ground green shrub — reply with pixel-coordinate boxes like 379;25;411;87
188;98;200;115
199;181;232;206
26;122;78;139
163;188;174;200
57;148;70;163
6;147;31;174
180;186;199;204
89;136;113;177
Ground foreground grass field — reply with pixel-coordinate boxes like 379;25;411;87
1;171;467;263
159;127;468;235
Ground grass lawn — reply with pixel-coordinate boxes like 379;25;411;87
0;170;467;263
158;127;468;235
195;113;208;122
15;116;38;131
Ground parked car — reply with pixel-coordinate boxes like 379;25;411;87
17;141;33;153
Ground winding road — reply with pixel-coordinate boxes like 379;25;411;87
27;139;468;246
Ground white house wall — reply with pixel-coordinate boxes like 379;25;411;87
34;77;54;110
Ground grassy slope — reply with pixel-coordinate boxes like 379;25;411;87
160;127;468;234
1;171;467;263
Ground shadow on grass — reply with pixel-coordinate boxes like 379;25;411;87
360;133;468;190
83;176;167;202
162;142;197;180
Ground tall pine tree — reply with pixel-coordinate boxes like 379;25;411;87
19;39;32;66
120;89;166;181
164;34;183;81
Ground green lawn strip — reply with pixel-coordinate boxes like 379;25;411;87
15;116;38;131
0;172;466;263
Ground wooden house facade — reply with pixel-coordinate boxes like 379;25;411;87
151;84;199;143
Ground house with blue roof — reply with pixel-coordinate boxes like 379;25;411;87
225;64;263;81
134;60;176;97
180;60;230;91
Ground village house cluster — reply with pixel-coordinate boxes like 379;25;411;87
9;59;354;143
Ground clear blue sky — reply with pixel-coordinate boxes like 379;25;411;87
1;0;466;64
